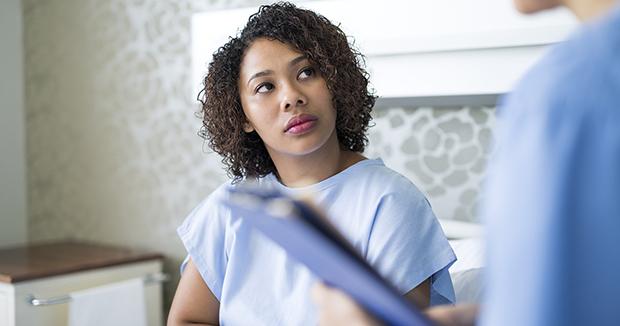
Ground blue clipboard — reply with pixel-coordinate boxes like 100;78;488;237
222;185;433;326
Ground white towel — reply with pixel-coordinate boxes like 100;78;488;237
68;278;147;326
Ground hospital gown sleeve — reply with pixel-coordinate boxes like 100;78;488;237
365;186;456;305
177;185;230;300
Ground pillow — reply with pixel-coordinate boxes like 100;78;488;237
438;219;484;240
448;238;485;304
451;267;484;304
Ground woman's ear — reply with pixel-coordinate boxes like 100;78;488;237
243;121;255;133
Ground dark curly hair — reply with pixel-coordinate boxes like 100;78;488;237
198;1;376;181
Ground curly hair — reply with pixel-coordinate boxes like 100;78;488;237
198;1;376;181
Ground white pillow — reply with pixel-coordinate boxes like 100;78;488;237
439;219;484;240
451;267;484;304
448;238;485;304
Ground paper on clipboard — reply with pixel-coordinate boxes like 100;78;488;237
222;186;433;326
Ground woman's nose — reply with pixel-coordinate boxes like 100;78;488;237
281;84;308;111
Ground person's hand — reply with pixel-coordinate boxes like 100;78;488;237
312;282;479;326
311;282;383;326
424;304;479;326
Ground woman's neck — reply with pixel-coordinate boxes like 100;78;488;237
269;131;366;188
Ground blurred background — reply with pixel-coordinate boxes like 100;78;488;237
6;0;572;322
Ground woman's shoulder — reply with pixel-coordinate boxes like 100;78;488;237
195;180;234;209
347;158;426;200
202;177;270;202
180;178;259;227
193;176;280;213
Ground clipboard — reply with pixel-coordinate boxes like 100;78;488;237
222;184;433;326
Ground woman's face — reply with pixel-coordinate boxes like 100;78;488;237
238;38;338;161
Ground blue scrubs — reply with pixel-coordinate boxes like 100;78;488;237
481;4;620;326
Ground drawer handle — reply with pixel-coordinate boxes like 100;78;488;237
26;272;169;307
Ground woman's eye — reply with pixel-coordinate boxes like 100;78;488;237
256;83;274;94
298;67;315;80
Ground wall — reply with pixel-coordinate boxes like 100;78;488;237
367;106;495;223
22;0;494;314
1;0;28;247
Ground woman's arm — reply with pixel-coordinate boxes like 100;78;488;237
167;259;220;326
404;278;430;309
425;304;479;326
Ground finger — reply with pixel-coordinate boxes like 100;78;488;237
311;282;329;304
312;283;357;312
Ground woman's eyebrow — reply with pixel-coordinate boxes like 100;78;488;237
246;55;308;86
289;55;307;67
247;70;273;86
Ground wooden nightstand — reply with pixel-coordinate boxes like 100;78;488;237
0;241;165;326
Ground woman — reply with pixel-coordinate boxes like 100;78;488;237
168;3;455;325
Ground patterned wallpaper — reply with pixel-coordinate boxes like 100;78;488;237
22;0;495;313
366;106;495;223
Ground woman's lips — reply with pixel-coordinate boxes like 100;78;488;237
286;119;317;134
285;114;318;135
